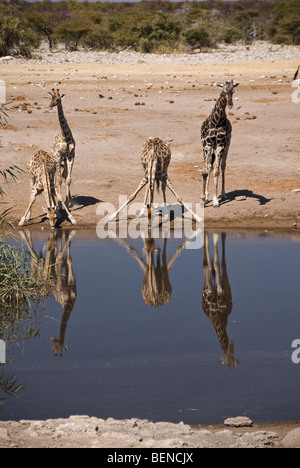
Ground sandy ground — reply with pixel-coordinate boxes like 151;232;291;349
1;49;300;232
1;44;300;448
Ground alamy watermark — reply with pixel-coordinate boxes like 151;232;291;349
96;196;204;249
291;76;300;104
291;339;300;364
0;340;6;364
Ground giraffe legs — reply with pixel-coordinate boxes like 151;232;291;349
65;158;74;207
55;191;77;226
213;146;229;207
202;145;229;208
202;147;213;204
166;178;202;223
19;184;39;227
108;176;201;223
220;144;229;202
108;177;148;221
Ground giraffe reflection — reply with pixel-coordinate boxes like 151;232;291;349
202;231;239;367
115;235;186;307
20;229;77;356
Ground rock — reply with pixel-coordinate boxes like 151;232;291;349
281;428;300;448
235;195;247;201
0;56;13;62
0;428;10;441
291;189;300;193
224;417;253;427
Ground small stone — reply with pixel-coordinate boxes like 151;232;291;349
235;195;246;201
224;417;253;428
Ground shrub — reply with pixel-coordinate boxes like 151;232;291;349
268;1;300;44
184;26;211;48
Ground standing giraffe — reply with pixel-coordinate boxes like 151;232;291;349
49;89;75;207
108;137;201;224
202;231;238;367
18;149;76;229
201;80;239;207
19;229;77;356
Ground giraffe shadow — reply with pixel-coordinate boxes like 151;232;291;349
38;195;101;228
71;195;101;210
220;189;272;206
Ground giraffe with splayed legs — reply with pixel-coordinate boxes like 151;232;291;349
49;89;75;207
201;80;239;207
18;149;76;229
108;137;201;225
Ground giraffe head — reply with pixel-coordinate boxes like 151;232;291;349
49;89;65;110
43;206;57;230
217;80;239;109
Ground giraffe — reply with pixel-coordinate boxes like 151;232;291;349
202;231;238;367
18;149;76;229
114;234;186;307
50;230;77;356
19;229;77;357
49;88;75;207
201;80;239;207
108;137;201;225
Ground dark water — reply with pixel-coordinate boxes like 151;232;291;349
0;229;299;425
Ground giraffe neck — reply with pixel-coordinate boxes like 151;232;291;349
42;162;50;202
210;92;228;125
57;100;73;143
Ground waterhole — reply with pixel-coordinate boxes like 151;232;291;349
0;229;299;425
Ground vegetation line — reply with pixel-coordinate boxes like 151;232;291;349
0;0;299;57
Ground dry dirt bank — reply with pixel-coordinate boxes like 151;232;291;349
0;47;300;232
0;416;300;448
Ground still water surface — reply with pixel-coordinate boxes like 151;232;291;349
1;229;299;425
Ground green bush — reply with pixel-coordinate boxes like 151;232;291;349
0;3;38;57
268;0;300;44
223;27;243;44
0;243;47;308
139;12;182;52
184;26;211;48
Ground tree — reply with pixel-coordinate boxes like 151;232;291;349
26;11;56;51
55;12;94;50
0;2;40;57
268;1;300;44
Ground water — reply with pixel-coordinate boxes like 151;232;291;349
0;229;299;425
